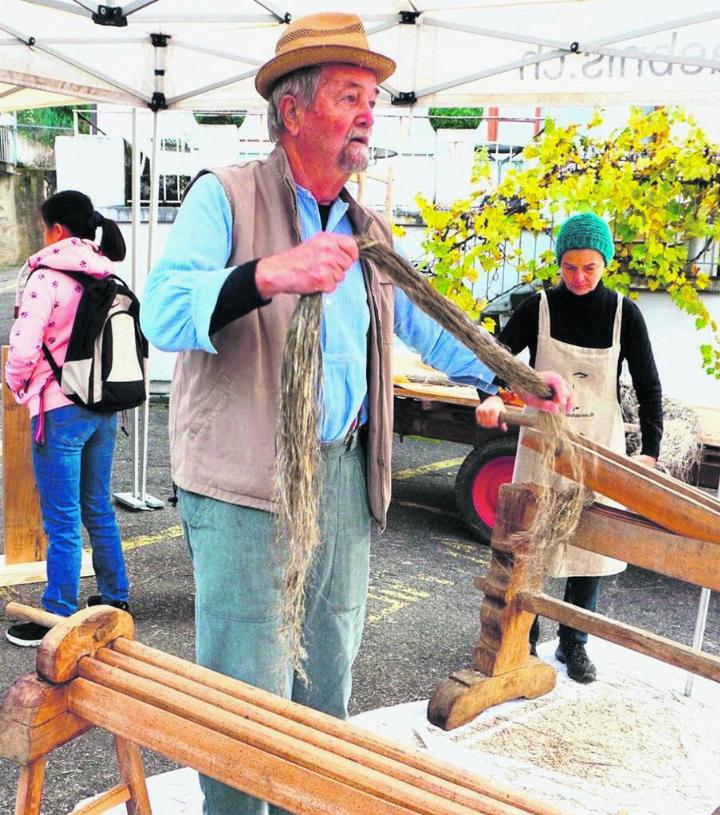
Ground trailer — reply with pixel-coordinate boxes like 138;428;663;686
393;379;720;544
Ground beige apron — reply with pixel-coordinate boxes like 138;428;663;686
512;290;626;577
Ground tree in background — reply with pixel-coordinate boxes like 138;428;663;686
417;107;720;379
16;105;92;146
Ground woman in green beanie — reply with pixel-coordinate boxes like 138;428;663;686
477;212;663;684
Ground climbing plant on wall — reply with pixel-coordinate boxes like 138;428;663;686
417;107;720;378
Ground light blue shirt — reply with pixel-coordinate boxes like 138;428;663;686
141;173;497;442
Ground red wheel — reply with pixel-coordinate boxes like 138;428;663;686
470;455;516;529
455;436;518;543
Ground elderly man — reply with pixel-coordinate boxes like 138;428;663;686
141;12;570;814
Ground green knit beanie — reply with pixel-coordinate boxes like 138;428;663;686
555;213;614;266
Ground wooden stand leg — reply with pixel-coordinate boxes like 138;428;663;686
429;485;556;730
15;756;46;815
115;735;152;815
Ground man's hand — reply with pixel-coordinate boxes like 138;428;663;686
475;396;508;431
632;454;657;468
517;370;573;415
255;233;359;299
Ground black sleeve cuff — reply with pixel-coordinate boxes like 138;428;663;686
209;260;270;335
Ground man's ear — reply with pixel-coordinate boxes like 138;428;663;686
278;94;301;137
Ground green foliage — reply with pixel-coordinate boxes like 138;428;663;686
16;106;90;145
428;107;484;131
193;111;246;127
418;107;720;379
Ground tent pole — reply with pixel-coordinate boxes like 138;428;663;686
114;106;153;511
132;107;140;499
139;107;163;510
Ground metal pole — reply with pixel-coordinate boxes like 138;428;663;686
683;476;717;697
131;107;141;499
140;107;163;509
113;107;148;511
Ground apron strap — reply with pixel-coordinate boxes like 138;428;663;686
538;289;550;337
611;291;623;347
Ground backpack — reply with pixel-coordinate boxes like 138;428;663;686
39;268;148;412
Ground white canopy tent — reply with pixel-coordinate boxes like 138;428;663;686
2;0;720;112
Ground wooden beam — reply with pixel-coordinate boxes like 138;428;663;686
574;505;720;592
2;345;47;567
69;784;131;815
91;648;540;815
516;592;720;683
68;679;478;815
75;659;516;815
114;735;151;815
36;607;135;684
520;427;720;544
0;674;91;765
15;757;45;815
110;639;562;815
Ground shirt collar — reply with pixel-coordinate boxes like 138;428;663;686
295;183;349;232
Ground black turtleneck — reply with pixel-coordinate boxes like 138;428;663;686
491;281;663;458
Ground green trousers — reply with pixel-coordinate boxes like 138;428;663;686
178;434;371;815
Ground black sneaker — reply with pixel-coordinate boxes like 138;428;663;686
529;642;538;657
555;641;597;683
6;621;50;647
86;595;131;612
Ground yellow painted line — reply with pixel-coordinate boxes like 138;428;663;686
396;501;453;516
122;525;183;552
440;539;488;565
374;585;430;602
393;457;465;481
417;574;454;586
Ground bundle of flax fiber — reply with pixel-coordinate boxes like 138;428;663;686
274;238;585;674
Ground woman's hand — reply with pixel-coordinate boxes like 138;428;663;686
517;370;573;415
475;396;507;431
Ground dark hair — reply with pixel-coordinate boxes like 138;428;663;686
41;190;126;262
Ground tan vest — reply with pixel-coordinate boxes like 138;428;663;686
513;289;626;577
168;147;396;525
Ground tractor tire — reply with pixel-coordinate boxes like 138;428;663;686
455;435;518;544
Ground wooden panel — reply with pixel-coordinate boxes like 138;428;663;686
574;505;720;592
519;427;720;544
517;592;720;683
2;345;46;565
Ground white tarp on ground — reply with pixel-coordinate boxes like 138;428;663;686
3;0;720;114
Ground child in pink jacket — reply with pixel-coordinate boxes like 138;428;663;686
5;190;131;647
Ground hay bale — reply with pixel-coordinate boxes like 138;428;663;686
620;382;702;482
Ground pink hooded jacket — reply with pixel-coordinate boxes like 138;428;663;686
5;237;116;420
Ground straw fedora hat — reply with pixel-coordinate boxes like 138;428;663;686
255;12;396;99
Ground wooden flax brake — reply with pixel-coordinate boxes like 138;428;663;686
0;602;570;815
429;409;720;731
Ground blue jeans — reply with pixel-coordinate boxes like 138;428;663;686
31;405;129;617
179;435;371;815
530;575;601;646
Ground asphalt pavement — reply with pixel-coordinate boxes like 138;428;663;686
0;265;717;815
